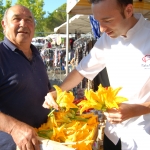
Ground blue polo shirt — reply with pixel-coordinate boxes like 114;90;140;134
0;37;51;149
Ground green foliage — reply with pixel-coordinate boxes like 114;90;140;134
44;3;67;34
0;0;12;41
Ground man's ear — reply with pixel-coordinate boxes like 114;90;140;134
1;20;6;29
1;20;6;34
124;4;133;18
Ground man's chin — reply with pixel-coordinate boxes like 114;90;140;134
13;39;31;46
16;36;31;43
106;32;118;38
109;35;118;39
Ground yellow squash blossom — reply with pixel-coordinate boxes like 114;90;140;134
78;84;127;113
54;85;78;111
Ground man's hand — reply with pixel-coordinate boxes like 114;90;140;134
11;121;40;150
0;112;41;150
104;103;141;124
42;91;59;110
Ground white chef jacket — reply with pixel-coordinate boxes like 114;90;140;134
76;13;150;150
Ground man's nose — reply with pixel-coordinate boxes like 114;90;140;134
100;24;107;33
19;19;27;26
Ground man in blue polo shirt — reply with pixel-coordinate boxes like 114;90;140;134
0;5;51;150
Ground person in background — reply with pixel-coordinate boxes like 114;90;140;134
44;39;52;49
48;40;52;48
0;5;51;150
43;0;150;150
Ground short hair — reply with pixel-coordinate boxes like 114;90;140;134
2;5;36;24
3;8;9;22
88;0;133;18
88;0;133;8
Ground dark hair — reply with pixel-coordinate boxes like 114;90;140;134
88;0;133;18
88;0;133;5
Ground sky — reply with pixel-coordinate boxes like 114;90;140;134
11;0;67;16
42;0;67;16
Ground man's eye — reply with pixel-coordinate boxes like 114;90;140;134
27;19;32;22
13;18;20;21
104;20;111;23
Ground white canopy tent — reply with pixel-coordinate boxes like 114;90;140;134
67;0;92;15
54;15;91;34
46;33;75;39
133;0;150;19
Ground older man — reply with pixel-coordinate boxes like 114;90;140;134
0;5;51;150
43;0;150;150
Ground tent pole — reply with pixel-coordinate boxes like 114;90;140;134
66;13;69;76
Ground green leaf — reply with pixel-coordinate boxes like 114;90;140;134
38;129;53;139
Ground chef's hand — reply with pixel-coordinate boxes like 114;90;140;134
104;103;139;124
10;121;40;150
43;91;59;110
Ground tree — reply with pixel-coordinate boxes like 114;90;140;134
16;0;46;37
0;0;12;41
44;3;67;33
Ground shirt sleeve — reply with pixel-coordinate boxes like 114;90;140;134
76;38;106;80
